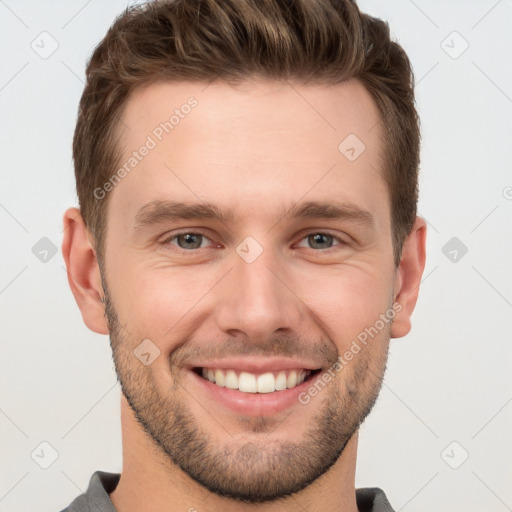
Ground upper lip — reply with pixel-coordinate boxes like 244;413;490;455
187;357;323;373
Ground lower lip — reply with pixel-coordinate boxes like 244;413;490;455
188;369;321;417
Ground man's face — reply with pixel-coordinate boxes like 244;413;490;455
100;78;398;502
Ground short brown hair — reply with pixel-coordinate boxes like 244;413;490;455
73;0;419;267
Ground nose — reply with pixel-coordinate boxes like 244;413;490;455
214;245;304;343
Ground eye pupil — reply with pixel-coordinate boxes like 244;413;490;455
309;233;333;249
177;233;202;249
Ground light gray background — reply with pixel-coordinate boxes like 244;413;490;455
1;1;511;511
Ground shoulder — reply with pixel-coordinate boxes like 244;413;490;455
58;471;120;512
356;487;396;512
58;493;89;512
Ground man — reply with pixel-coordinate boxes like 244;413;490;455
60;0;426;510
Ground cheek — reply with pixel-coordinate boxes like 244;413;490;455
115;265;217;339
293;263;393;343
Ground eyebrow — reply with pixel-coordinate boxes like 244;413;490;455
133;199;374;230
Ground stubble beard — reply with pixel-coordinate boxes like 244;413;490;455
101;278;390;504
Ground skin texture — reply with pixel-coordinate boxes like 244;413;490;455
62;78;426;512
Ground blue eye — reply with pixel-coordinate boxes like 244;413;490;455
165;232;212;250
308;233;334;249
296;233;344;250
161;230;347;253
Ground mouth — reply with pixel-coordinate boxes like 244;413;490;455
186;357;326;416
192;367;322;394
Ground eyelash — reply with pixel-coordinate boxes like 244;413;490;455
160;230;349;253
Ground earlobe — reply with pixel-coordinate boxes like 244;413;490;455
62;207;109;335
390;216;427;339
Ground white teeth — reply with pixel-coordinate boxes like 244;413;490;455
214;369;225;387
256;372;275;393
275;371;287;391
286;370;297;388
199;368;312;393
225;369;238;389
238;372;257;393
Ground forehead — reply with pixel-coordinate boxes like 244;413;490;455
120;78;382;157
109;78;387;229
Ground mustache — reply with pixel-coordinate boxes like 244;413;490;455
169;334;339;369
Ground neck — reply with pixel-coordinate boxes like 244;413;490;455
109;394;360;512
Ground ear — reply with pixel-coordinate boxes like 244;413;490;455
62;207;109;335
390;216;427;339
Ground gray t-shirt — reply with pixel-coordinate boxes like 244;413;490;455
59;471;396;512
